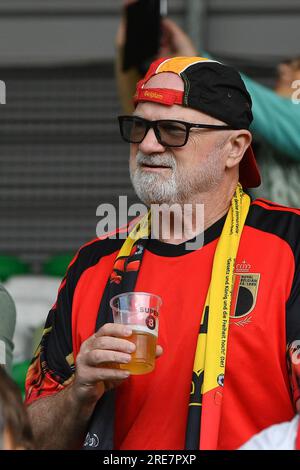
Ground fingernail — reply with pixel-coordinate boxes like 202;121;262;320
124;328;132;336
128;343;136;352
122;371;130;378
121;355;131;363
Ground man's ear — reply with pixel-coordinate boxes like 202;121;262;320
225;130;252;169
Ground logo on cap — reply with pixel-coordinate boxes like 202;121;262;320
144;90;164;100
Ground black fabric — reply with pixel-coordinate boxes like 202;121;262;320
82;258;117;450
82;390;116;450
147;215;226;257
185;306;209;449
182;62;253;130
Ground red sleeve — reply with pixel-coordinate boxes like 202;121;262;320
25;262;77;405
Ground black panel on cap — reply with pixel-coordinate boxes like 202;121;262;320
181;62;253;129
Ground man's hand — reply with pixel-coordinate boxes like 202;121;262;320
159;18;198;57
27;323;162;450
71;323;163;406
116;13;197;59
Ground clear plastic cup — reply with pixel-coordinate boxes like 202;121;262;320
110;292;162;375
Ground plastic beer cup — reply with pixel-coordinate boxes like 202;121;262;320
110;292;162;375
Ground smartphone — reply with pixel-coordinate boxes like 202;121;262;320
123;0;168;74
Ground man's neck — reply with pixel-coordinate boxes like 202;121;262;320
153;179;238;245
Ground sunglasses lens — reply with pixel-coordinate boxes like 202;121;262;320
119;117;188;147
120;117;147;143
157;121;187;146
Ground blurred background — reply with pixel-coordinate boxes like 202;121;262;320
0;0;300;391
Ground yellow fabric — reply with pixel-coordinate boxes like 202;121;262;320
156;56;217;75
117;211;151;259
194;184;250;396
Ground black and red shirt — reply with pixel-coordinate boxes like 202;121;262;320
25;199;300;449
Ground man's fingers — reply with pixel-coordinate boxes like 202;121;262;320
86;349;132;368
95;323;133;339
155;344;163;358
92;336;136;354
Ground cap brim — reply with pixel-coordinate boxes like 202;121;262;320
239;145;261;188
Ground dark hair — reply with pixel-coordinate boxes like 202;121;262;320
0;366;35;449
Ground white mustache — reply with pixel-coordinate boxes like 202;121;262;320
136;151;176;169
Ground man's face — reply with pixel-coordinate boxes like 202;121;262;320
129;79;229;206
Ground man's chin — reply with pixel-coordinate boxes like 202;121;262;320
134;191;178;206
130;172;177;205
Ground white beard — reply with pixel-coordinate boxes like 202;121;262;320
130;148;224;206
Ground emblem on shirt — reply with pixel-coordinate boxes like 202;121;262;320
83;432;100;448
230;261;260;326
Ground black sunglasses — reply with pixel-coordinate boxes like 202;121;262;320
118;115;234;148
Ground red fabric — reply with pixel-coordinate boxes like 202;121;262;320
200;386;223;449
255;199;300;215
71;254;117;358
239;145;261;189
134;87;184;107
25;362;66;406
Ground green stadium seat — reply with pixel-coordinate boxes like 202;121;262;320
0;255;30;282
12;360;30;396
43;253;74;278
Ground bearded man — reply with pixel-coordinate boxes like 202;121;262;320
25;57;300;451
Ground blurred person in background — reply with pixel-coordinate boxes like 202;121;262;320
0;366;34;450
275;57;300;98
0;285;16;372
116;4;300;206
251;56;300;205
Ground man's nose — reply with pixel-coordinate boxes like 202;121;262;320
138;128;166;154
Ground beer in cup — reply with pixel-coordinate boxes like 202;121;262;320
110;292;162;375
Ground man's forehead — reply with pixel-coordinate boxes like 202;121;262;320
144;72;184;91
